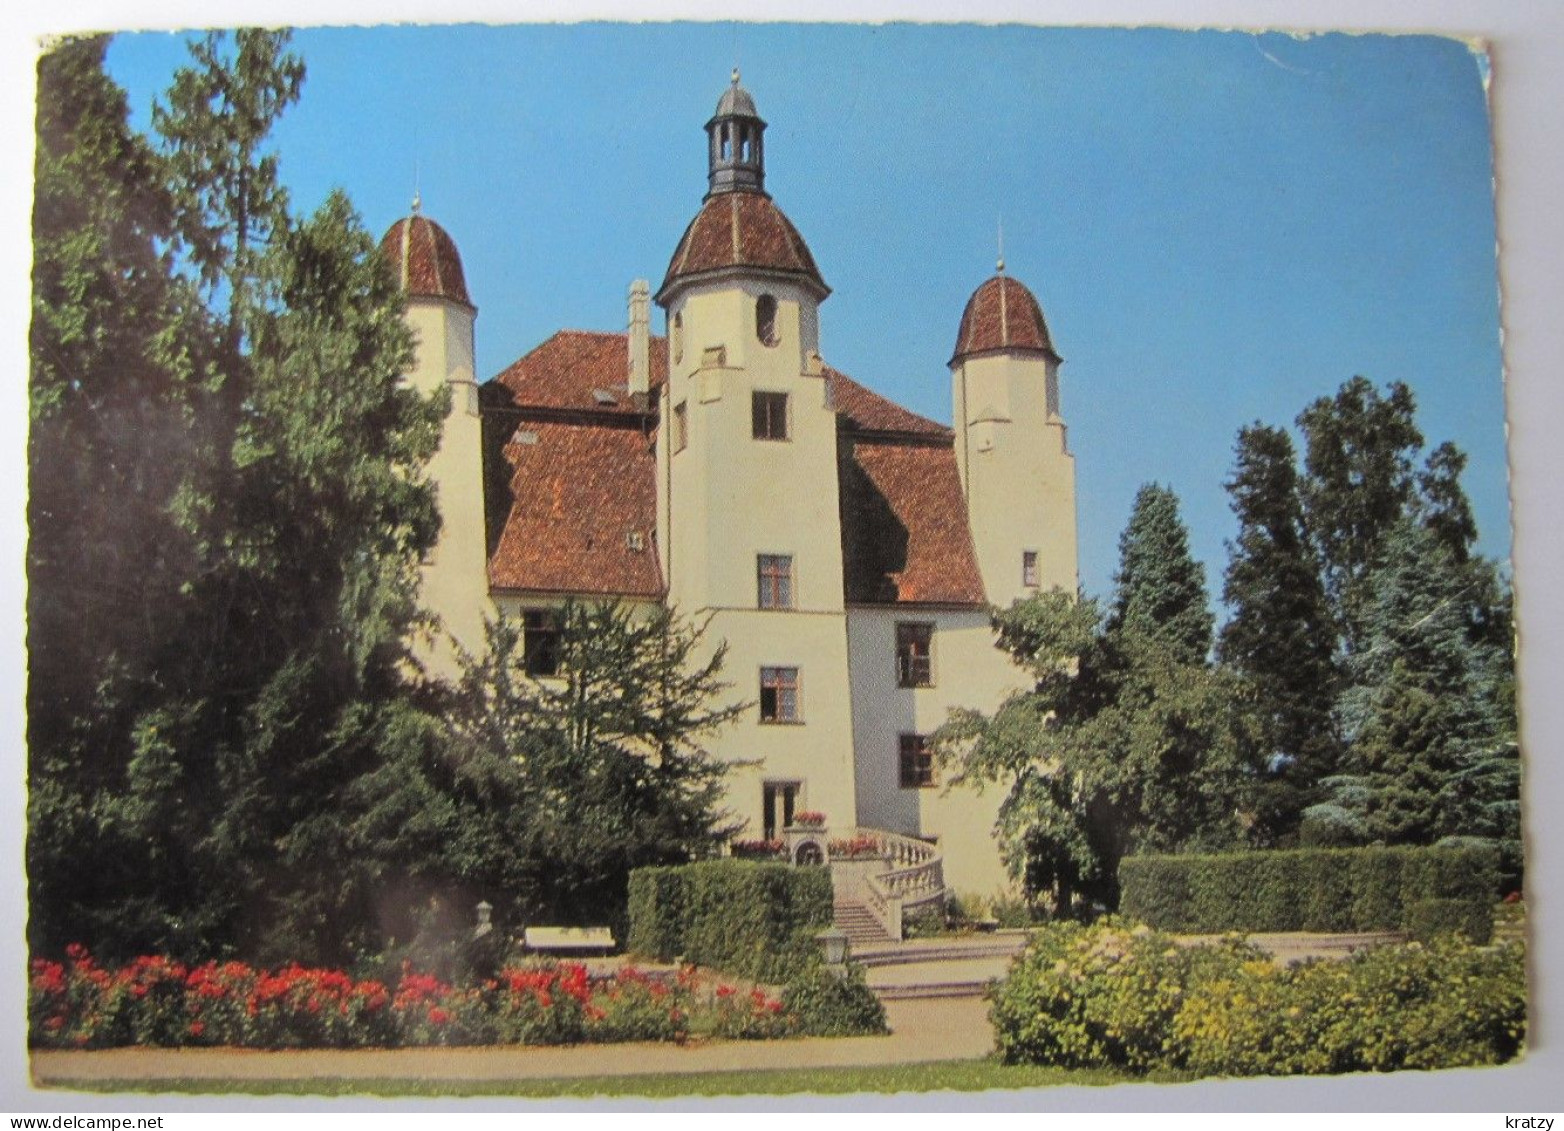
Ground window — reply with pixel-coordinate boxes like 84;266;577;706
757;554;794;609
672;312;683;363
1022;550;1040;588
752;391;789;440
523;609;562;677
759;667;801;723
895;622;934;687
672;401;688;453
899;734;935;789
756;294;779;347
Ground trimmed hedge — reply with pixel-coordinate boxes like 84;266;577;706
627;860;833;982
1119;846;1497;942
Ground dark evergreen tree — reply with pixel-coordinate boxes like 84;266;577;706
1296;376;1424;652
351;604;745;937
1305;519;1509;847
1218;424;1342;842
1108;483;1214;664
1417;440;1479;565
28;32;444;963
27;35;214;956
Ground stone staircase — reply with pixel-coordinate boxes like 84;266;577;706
833;900;897;948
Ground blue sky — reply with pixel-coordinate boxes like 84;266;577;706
104;24;1507;604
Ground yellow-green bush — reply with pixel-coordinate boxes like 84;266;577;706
990;921;1526;1076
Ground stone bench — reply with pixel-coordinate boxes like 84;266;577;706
522;926;616;956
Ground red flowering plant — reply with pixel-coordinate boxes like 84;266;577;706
28;945;145;1049
729;838;787;860
27;948;841;1049
587;963;691;1043
484;962;591;1045
790;811;827;829
181;961;260;1047
705;983;792;1040
826;835;885;860
389;965;490;1046
269;965;404;1048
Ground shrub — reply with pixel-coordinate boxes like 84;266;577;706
989;921;1263;1070
1119;846;1497;939
901;902;945;939
627;860;832;982
990;921;1526;1076
991;893;1047;928
780;964;888;1037
1348;848;1405;930
1405;898;1492;944
729;839;788;860
626;866;689;960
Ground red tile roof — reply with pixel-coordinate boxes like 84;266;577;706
658;192;827;303
483;330;984;605
379;214;472;307
840;437;986;606
490;330;668;415
485;416;664;598
951;274;1058;365
827;366;949;437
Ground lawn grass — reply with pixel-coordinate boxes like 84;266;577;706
45;1059;1183;1098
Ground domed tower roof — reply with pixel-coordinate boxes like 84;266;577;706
714;73;759;119
657;72;828;305
950;271;1059;366
657;192;829;304
379;205;473;308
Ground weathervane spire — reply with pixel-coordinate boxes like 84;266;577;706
996;216;1006;274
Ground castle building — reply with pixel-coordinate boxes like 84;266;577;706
377;73;1078;906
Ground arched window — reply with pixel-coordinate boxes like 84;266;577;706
756;294;779;347
673;312;684;363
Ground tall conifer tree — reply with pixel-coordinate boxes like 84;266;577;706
1219;424;1341;841
1296;376;1423;652
1309;519;1511;847
1108;483;1214;664
28;32;444;962
27;36;214;956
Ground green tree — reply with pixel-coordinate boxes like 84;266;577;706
1296;376;1424;650
938;488;1248;916
1108;483;1214;664
26;36;225;957
351;603;745;937
27;32;444;963
1219;424;1342;842
1304;520;1511;849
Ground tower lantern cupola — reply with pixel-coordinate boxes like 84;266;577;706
706;68;766;195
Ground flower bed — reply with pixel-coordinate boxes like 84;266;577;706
729;838;788;860
28;946;805;1050
827;835;884;860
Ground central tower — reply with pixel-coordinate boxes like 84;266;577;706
654;72;857;841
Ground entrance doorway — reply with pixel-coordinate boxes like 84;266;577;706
763;781;801;840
